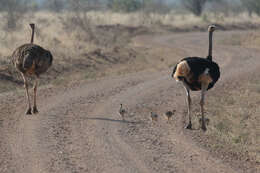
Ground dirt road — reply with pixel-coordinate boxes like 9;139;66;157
1;31;259;173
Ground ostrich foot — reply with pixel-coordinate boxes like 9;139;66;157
186;123;192;130
33;106;39;114
26;108;32;115
201;124;207;131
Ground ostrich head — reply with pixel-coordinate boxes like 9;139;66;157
208;25;216;32
30;23;35;30
29;23;35;44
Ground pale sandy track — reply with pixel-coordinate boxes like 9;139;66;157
1;31;259;173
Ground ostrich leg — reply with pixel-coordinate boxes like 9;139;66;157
33;78;39;114
21;73;32;115
200;83;208;131
183;83;192;129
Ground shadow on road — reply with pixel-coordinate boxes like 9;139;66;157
85;117;142;124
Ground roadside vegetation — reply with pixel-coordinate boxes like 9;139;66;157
199;70;260;169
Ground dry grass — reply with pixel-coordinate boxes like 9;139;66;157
244;32;260;49
185;70;260;172
86;11;260;27
0;12;148;91
203;73;260;167
218;31;260;48
0;11;180;93
1;11;260;59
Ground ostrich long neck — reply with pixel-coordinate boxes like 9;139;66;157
31;27;35;44
207;31;213;61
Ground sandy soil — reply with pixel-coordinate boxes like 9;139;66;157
0;30;259;173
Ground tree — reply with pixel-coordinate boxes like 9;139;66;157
139;0;170;14
182;0;207;16
60;0;97;42
0;0;30;29
45;0;66;12
241;0;260;16
108;0;142;12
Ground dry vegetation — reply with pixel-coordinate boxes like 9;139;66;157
218;31;260;47
203;72;260;167
79;11;260;28
0;12;150;92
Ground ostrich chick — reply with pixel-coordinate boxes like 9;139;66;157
119;104;127;121
150;112;158;122
165;110;176;122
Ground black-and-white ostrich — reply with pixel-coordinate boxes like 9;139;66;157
171;25;220;131
12;23;53;115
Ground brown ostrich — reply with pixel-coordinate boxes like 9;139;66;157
12;23;53;115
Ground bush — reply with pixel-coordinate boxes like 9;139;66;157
109;0;142;12
45;0;66;12
0;0;30;29
241;0;260;16
59;0;96;42
182;0;207;16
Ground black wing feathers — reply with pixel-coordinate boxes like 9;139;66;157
171;64;177;78
177;57;220;90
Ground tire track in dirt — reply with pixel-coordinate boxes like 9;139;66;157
3;71;161;173
90;74;236;173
